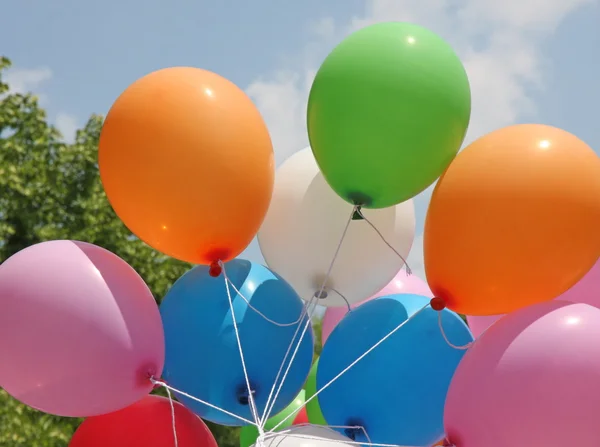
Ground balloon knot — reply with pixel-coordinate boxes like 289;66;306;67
351;206;364;220
430;296;446;311
209;260;222;277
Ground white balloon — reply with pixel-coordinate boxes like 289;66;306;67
258;148;415;307
255;425;355;447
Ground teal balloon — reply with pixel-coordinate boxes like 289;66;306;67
307;22;471;209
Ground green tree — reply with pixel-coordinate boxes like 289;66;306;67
0;55;203;447
0;56;323;447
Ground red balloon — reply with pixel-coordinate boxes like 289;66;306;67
293;407;309;425
69;395;217;447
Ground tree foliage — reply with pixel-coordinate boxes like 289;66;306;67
0;56;323;447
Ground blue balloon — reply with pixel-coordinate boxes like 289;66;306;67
160;259;314;426
317;293;473;446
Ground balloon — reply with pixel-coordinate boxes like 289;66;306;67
240;391;306;447
445;301;600;447
465;314;502;339
99;67;274;265
425;124;600;315
318;294;472;447
0;240;164;417
69;395;217;447
467;257;600;337
321;269;431;344
160;259;313;425
307;22;471;209
304;359;327;426
292;407;308;425
258;148;415;307
255;426;354;447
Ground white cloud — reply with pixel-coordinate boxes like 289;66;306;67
246;0;595;279
2;65;80;143
55;112;79;144
3;66;53;94
3;66;53;105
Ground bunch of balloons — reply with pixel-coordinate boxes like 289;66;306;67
0;20;599;447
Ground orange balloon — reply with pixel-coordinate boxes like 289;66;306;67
424;124;600;316
99;67;274;264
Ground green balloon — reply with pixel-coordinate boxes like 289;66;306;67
305;359;327;425
239;390;305;447
307;22;471;209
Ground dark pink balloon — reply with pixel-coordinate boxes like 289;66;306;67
446;301;600;446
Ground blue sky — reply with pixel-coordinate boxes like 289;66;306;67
2;0;599;278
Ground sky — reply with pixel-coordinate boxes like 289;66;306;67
2;0;599;281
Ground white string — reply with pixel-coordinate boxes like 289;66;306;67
270;303;430;432
355;208;412;276
150;378;257;426
260;293;319;426
223;271;306;327
437;311;473;350
164;384;179;447
261;206;357;427
222;269;264;435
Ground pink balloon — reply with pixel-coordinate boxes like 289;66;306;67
0;240;164;417
445;301;600;447
466;257;600;338
321;269;432;344
464;314;501;338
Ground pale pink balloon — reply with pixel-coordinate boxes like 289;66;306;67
465;314;502;338
321;269;432;344
445;301;600;447
0;240;164;417
466;257;600;338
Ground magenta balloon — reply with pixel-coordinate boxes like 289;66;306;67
0;240;164;417
445;301;600;447
466;257;600;338
321;269;432;344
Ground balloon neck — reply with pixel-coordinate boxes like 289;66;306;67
344;419;364;441
430;296;446;311
314;289;329;299
236;384;257;405
209;260;222;277
351;206;364;220
347;191;372;208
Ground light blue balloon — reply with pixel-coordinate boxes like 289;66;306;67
160;259;314;426
317;293;473;446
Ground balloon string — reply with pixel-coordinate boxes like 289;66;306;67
437;312;473;350
355;208;412;276
222;271;264;433
259;295;318;426
260;205;358;427
269;303;430;432
163;382;179;447
220;268;307;327
150;378;258;426
331;288;352;313
219;263;320;425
